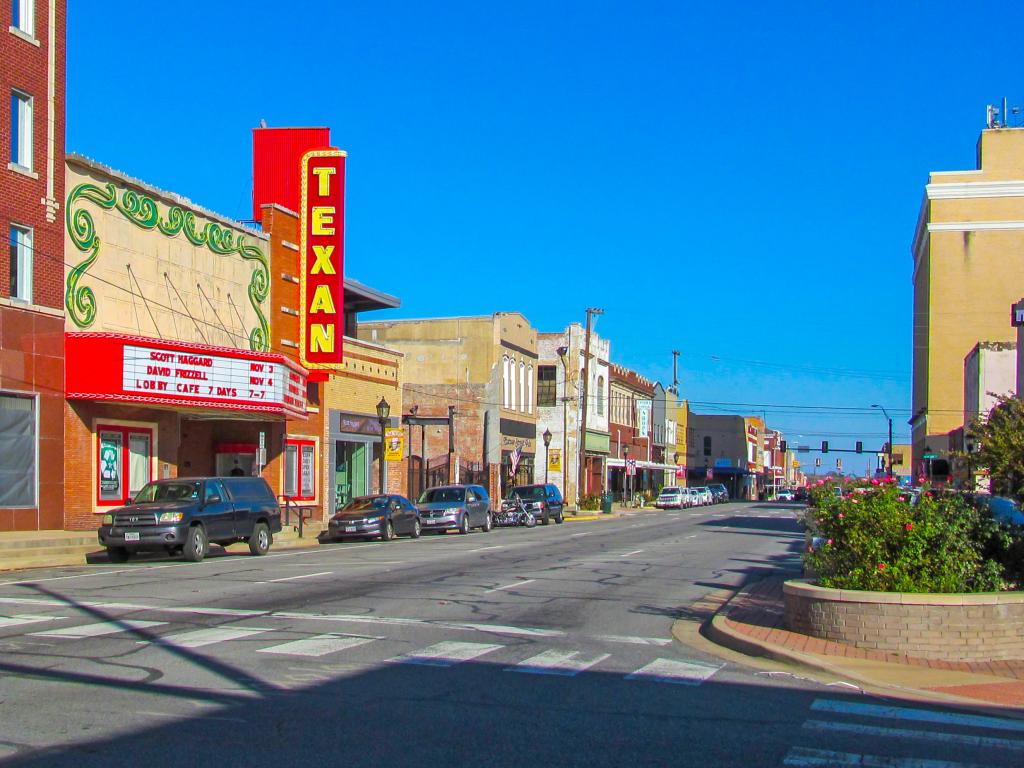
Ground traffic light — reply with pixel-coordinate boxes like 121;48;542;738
855;441;863;454
821;441;829;453
780;440;787;453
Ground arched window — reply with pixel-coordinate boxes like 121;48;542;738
527;365;534;414
519;362;526;412
703;436;712;456
508;357;516;410
502;356;510;408
596;376;604;416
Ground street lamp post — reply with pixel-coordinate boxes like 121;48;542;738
965;440;975;491
542;428;552;484
623;444;631;506
871;404;894;482
376;397;390;495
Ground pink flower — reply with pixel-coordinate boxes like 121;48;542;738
838;513;844;519
851;499;859;504
826;539;833;546
878;562;886;570
905;523;913;531
870;479;879;486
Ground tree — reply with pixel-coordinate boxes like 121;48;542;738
968;395;1024;501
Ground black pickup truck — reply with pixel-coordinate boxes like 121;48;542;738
97;477;282;562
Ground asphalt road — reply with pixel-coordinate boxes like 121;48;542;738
0;502;1021;767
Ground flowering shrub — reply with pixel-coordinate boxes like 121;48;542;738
804;483;1011;593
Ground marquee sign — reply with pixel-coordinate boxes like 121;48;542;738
299;148;346;370
65;333;308;418
1013;298;1024;328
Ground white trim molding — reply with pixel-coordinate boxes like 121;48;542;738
927;180;1024;200
928;220;1024;232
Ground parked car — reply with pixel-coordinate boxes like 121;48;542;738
326;494;421;541
692;486;712;505
508;483;565;524
655;486;686;509
776;489;796;502
417;484;493;534
971;494;1024;526
97;476;282;563
708;484;729;503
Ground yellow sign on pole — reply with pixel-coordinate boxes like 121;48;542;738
548;448;561;473
384;428;404;462
793;460;801;468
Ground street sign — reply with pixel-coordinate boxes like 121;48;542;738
793;460;801;468
815;458;821;467
923;453;938;460
797;445;810;453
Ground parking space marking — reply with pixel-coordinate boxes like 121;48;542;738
469;546;503;553
261;571;333;583
484;579;536;593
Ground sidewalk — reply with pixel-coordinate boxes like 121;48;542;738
701;576;1024;710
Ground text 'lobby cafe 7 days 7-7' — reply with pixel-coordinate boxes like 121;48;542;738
60;154;311;530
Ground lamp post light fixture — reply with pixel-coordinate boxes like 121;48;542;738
376;397;390;495
871;404;894;482
623;444;631;505
542;428;553;483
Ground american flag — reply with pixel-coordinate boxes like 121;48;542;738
509;445;522;476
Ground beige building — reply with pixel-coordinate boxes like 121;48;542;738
911;127;1024;469
358;313;538;500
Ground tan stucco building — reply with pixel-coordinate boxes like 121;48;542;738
911;127;1024;470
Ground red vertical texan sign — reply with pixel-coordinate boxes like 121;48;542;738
299;148;346;368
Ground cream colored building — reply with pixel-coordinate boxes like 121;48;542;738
911;127;1024;468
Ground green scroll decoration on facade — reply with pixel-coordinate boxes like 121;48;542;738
65;181;271;352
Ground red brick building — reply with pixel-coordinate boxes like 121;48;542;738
0;0;66;530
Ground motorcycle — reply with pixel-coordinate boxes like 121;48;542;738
493;496;537;527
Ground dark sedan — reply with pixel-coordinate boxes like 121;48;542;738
326;495;421;541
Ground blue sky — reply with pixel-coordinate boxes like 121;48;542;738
67;1;1024;462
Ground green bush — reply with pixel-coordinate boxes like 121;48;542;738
578;494;602;511
804;484;1016;593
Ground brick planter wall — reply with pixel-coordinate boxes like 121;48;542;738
784;579;1024;662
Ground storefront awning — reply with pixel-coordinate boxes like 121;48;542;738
66;333;308;419
607;458;679;472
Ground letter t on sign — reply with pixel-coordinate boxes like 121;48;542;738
300;149;347;368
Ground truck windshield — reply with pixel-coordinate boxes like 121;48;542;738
134;482;201;503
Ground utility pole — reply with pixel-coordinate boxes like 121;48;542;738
671;350;679;393
578;308;603;505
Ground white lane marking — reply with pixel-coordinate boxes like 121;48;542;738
257;633;379;657
32;620;165;638
594;634;672;647
484;579;536;593
802;720;1024;752
783;747;994;767
450;622;563;638
389;641;503;667
147;626;273;649
0;596;265;618
625;658;723;685
0;568;136;586
0;614;65;628
569;532;593;538
270;611;564;638
261;571;333;583
619;550;644;557
139;711;249;724
685;534;698;539
469;546;503;553
507;649;610;677
811;698;1024;733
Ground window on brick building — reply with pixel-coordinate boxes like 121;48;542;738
12;0;35;37
537;365;556;407
284;438;316;500
10;90;33;170
527;365;533;414
703;436;712;456
596;376;604;416
8;225;32;302
0;394;36;507
519;362;525;412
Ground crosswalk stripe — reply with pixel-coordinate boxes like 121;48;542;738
0;614;63;629
388;641;503;667
625;658;722;685
147;627;273;649
31;620;165;638
256;634;378;657
783;746;996;768
803;720;1024;752
595;634;672;647
811;698;1024;733
506;649;610;677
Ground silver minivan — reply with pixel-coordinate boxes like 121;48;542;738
417;484;493;534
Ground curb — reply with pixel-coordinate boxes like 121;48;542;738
696;580;1024;716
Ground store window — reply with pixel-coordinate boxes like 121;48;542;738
284;438;315;501
97;424;153;505
10;90;33;170
12;0;35;37
703;436;712;456
8;224;32;303
0;394;35;506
